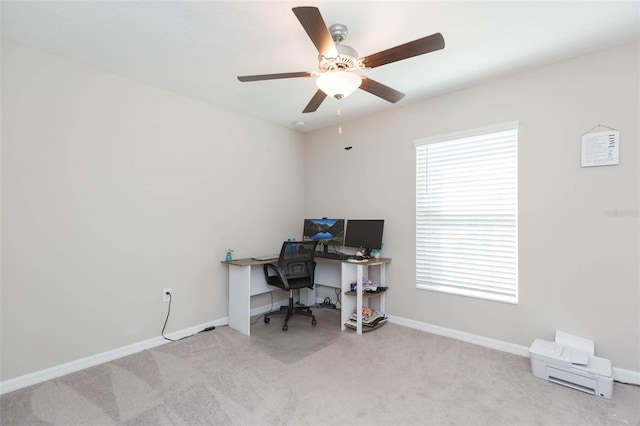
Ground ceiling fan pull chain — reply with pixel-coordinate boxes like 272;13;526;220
337;108;342;134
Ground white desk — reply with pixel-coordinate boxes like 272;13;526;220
223;256;391;336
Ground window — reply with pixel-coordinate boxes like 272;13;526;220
414;122;518;304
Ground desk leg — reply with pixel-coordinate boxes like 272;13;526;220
379;263;386;314
301;287;316;307
340;262;353;331
356;265;363;335
228;264;251;336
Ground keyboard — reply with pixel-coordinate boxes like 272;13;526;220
315;252;350;260
251;254;280;261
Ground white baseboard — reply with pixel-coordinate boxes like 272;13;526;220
0;317;228;396
388;315;531;357
387;315;640;386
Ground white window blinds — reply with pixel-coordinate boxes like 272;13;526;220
414;122;518;304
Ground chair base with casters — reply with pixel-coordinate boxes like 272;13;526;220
264;290;317;331
263;240;319;332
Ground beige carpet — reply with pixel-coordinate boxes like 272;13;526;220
1;308;639;425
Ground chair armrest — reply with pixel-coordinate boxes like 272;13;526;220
263;262;290;291
263;262;278;275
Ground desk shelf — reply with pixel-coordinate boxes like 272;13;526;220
339;258;391;335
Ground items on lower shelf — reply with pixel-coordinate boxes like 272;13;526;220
349;277;379;292
344;287;388;296
344;306;388;332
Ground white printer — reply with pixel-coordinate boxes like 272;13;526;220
529;331;613;399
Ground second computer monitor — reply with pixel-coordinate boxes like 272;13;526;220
344;220;384;253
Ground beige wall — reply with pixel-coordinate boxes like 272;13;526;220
1;41;306;381
305;42;639;371
2;39;638;384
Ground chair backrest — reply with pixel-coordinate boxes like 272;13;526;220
277;240;318;280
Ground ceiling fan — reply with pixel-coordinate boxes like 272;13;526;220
237;6;445;113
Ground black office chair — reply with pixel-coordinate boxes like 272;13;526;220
263;240;318;331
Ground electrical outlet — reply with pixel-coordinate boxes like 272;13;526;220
162;288;172;303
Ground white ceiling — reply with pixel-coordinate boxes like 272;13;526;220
2;1;638;133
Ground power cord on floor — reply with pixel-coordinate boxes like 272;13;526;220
320;296;337;309
316;289;341;310
161;291;216;342
615;380;640;387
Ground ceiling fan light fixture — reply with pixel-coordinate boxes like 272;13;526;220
316;71;362;100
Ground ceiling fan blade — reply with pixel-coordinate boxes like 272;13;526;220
303;90;328;113
362;33;445;69
237;72;314;82
359;78;405;103
292;7;337;58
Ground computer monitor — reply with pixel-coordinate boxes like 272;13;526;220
302;218;345;252
344;220;384;256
